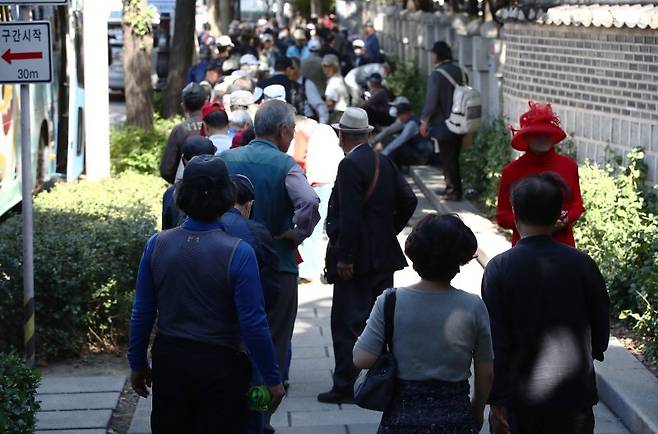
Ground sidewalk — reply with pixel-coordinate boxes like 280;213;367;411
127;179;629;433
35;375;125;433
411;164;658;434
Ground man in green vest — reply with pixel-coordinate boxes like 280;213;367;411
220;100;320;391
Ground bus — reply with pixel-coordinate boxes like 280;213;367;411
0;2;85;217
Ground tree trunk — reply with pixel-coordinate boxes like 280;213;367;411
219;0;231;34
207;0;221;34
163;0;196;118
310;0;322;17
123;0;154;129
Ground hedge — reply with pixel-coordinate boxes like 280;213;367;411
0;353;40;434
0;173;164;360
461;120;658;359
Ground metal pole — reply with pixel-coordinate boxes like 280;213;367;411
19;4;35;368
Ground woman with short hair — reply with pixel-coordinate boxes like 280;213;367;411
354;214;494;433
128;155;285;433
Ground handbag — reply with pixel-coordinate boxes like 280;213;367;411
353;288;397;411
323;151;381;284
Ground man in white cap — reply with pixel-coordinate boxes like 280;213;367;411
286;28;310;59
318;107;417;404
217;35;235;61
322;54;349;124
301;38;326;94
240;54;260;78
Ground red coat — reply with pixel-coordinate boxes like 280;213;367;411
496;148;585;247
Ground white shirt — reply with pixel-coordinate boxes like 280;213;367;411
209;134;233;154
325;75;349;112
306;124;344;185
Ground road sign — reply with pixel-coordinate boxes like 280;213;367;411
0;1;67;4
0;21;52;84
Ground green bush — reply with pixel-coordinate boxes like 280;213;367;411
386;61;427;114
460;117;512;215
0;173;164;360
110;114;181;175
574;148;658;360
0;353;40;434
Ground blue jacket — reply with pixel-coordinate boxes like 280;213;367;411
221;140;299;273
220;209;280;311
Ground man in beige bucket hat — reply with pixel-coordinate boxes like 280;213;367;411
318;108;418;404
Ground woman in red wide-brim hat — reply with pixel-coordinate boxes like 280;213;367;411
496;101;585;247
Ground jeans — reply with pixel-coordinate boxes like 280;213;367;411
298;183;333;280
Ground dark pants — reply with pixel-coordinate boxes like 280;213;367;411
330;270;394;394
438;137;462;196
508;406;595;434
150;335;251;434
267;272;299;377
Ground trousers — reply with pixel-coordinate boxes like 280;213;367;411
438;137;463;196
150;335;251;434
299;183;333;280
267;272;298;378
330;270;394;394
508;406;595;434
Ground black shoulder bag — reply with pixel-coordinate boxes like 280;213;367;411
353;288;397;411
323;152;380;284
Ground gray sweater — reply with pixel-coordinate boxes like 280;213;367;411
355;287;494;381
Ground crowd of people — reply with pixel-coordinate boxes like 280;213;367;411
126;14;612;434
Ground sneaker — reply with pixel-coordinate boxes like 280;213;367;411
317;389;355;404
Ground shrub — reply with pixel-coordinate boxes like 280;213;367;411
574;148;658;360
0;173;164;360
110;114;181;175
460;117;512;215
0;353;40;434
386;61;427;114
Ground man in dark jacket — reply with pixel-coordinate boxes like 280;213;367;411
482;173;610;434
159;83;208;183
256;56;296;104
318;107;417;404
420;41;466;201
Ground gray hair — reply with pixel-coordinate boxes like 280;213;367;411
229;110;253;129
254;100;295;137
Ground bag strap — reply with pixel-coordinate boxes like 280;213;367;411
383;289;397;352
435;67;459;88
364;151;380;204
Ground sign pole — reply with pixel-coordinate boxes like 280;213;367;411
18;4;35;368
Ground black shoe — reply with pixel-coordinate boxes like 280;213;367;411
317;389;354;404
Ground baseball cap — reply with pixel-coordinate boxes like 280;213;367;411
261;33;274;43
201;101;225;121
230;90;255;108
431;41;452;60
308;39;321;52
183;154;230;183
222;57;239;72
182;82;209;108
367;72;383;84
240;54;259;66
263;84;286;102
321;54;340;67
182;136;217;162
352;39;365;49
230;174;256;202
217;35;235;48
390;96;410;106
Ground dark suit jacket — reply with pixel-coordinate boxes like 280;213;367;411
326;144;417;276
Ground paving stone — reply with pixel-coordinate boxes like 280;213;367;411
346;423;379;434
277;397;340;413
275;425;346;434
285;380;334;398
289;408;382;426
38;376;125;394
38;392;119;411
36;409;113;430
35;430;106;434
287;367;333;383
292;333;333;347
289;356;334;372
128;395;151;434
269;408;290;427
290;346;330;359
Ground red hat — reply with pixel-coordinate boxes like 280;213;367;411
200;101;225;136
510;101;566;152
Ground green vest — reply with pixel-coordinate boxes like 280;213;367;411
221;139;298;273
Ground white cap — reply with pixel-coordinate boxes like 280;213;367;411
308;39;321;52
263;84;286;102
261;33;274;43
352;39;365;48
230;90;255;108
218;35;234;48
240;54;259;65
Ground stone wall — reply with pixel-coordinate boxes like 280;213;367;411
503;23;658;181
360;4;658;183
